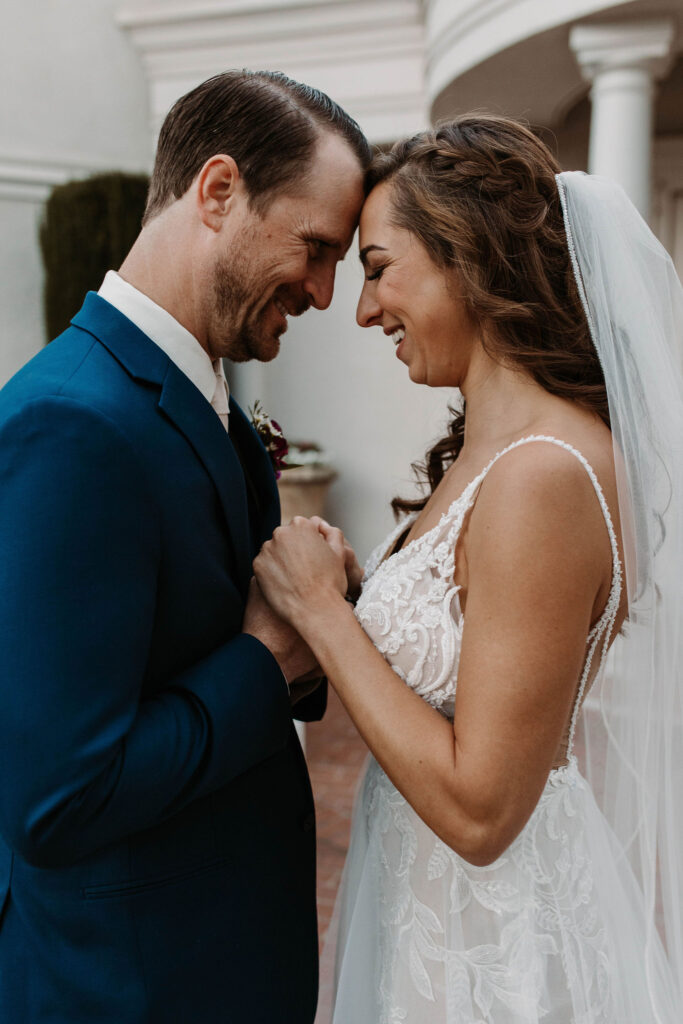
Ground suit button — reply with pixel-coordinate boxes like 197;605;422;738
301;812;315;833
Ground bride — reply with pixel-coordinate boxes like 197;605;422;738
247;116;683;1022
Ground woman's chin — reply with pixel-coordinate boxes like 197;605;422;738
406;363;427;385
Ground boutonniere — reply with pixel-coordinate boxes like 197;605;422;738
249;401;289;478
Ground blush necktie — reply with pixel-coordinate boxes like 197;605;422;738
211;359;229;432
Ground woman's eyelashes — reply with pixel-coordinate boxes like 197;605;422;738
366;263;387;282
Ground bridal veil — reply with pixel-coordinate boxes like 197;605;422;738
557;170;683;1020
322;171;683;1024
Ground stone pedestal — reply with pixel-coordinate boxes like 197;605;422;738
277;465;338;524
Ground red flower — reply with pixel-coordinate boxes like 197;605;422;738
249;403;289;479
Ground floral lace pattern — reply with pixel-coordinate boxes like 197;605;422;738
356;481;477;716
360;755;614;1023
340;437;623;1023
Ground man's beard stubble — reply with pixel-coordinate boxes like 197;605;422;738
211;250;281;364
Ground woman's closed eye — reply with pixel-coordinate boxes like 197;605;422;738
366;264;387;282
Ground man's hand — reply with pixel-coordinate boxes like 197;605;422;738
242;578;319;684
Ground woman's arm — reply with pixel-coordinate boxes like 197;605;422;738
254;444;611;865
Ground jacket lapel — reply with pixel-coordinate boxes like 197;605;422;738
227;398;281;547
71;293;253;595
158;366;253;593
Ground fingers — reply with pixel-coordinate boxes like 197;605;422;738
251;553;264;586
282;517;362;589
280;515;347;561
322;527;345;560
263;515;352;585
309;516;337;541
289;515;327;528
306;515;348;559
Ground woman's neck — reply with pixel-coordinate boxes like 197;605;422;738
459;351;560;455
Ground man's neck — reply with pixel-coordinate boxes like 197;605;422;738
118;216;209;353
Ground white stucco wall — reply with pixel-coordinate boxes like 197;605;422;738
0;0;151;384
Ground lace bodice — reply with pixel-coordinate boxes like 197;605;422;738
355;435;623;757
333;438;633;1024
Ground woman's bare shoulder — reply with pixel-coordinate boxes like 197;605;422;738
481;412;617;507
464;415;620;592
474;437;603;531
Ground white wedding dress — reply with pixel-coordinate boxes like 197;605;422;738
331;435;676;1024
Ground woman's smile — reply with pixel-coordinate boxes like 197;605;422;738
357;182;480;388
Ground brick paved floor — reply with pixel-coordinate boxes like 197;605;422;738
306;687;368;1022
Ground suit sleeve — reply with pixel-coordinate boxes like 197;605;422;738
292;679;328;722
0;396;292;868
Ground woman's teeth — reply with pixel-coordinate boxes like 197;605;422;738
391;327;406;346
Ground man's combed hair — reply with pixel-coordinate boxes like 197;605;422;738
143;70;371;224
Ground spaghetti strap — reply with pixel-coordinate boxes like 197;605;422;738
473;435;623;756
476;435;621;576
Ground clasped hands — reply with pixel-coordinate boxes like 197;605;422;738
242;516;362;687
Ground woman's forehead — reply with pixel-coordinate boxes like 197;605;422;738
359;183;395;241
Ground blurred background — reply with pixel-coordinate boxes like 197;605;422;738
3;0;682;561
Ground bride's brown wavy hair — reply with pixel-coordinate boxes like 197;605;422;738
365;115;609;517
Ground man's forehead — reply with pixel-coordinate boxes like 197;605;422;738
303;135;365;198
298;195;361;247
310;129;364;174
298;216;357;257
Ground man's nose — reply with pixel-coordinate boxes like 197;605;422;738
304;265;336;311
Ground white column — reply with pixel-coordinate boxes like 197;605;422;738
570;21;674;221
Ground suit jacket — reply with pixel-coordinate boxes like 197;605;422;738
0;293;326;1023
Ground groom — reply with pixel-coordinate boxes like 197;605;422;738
0;71;368;1023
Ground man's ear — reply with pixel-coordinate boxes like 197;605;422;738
196;155;241;231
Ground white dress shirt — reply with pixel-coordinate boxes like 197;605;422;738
98;271;229;426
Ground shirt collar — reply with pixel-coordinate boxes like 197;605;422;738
98;271;228;407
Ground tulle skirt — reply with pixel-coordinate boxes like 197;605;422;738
326;756;679;1024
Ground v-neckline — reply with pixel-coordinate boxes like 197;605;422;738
376;475;482;572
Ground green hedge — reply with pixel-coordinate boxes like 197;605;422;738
40;171;149;341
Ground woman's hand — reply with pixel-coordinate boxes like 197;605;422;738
309;516;364;602
253;516;348;628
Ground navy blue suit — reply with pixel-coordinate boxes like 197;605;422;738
0;293;325;1022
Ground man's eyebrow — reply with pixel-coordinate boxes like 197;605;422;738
305;234;358;261
304;233;343;250
359;245;387;266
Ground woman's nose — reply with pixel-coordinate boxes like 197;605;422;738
356;285;382;328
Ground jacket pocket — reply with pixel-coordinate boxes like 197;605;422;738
81;856;226;901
